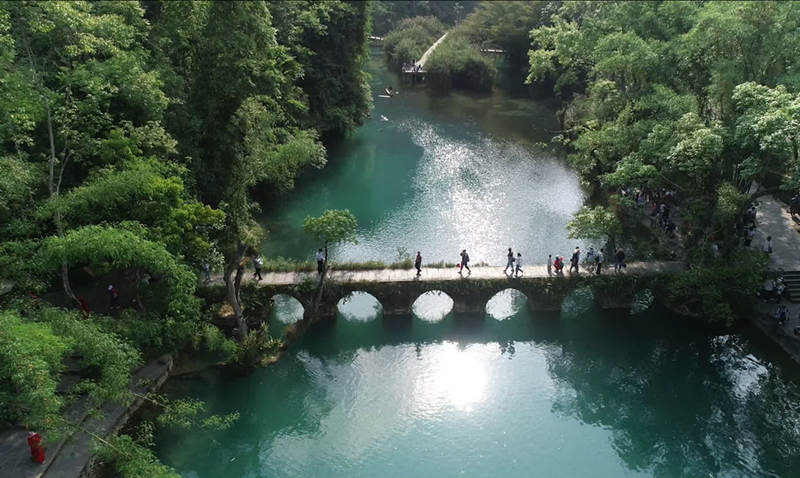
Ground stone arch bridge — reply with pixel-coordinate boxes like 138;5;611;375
202;263;684;321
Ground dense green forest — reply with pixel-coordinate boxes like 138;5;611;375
370;0;478;36
527;1;800;321
0;1;368;475
2;1;800;476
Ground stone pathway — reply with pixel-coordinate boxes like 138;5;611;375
201;261;687;288
753;194;800;270
749;192;800;364
0;355;173;478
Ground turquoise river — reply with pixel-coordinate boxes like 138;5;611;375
155;50;800;477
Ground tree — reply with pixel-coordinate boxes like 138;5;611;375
302;209;358;264
268;1;372;139
460;1;548;67
566;206;622;252
383;16;445;70
733;82;800;190
3;1;170;302
186;1;327;338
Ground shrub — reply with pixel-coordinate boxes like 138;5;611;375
383;16;445;70
425;32;496;92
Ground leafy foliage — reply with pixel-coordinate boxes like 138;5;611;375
0;311;66;431
669;249;768;324
425;31;496;93
38;225;199;321
383;16;445;70
566;206;622;244
370;1;478;36
460;1;549;66
302;209;358;260
95;431;179;478
37;307;140;406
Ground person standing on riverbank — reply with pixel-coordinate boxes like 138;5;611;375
515;253;523;277
415;251;422;276
316;248;324;274
459;249;471;275
504;248;515;274
252;254;263;281
570;247;580;274
202;262;211;282
547;254;553;276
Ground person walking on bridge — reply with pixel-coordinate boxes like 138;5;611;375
316;248;324;274
595;248;604;275
569;247;580;274
459;249;471;275
515;253;523;277
415;251;422;277
504;248;515;274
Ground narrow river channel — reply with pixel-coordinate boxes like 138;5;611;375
155;50;800;478
259;47;582;265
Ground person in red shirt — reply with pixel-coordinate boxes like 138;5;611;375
27;431;45;463
78;295;90;319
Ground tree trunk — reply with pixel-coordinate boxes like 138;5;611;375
224;240;248;340
134;267;146;314
34;48;76;305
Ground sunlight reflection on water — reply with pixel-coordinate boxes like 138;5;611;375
333;120;583;265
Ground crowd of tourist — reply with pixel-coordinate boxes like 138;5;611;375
621;185;679;236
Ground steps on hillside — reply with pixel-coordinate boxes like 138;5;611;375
781;271;800;302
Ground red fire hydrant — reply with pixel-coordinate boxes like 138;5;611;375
27;431;45;464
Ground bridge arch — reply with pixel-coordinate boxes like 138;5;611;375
337;291;383;322
485;288;529;320
267;294;305;336
412;290;454;322
560;285;595;319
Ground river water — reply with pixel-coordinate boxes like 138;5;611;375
156;295;800;478
260;48;582;266
155;50;800;477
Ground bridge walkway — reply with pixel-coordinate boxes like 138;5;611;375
201;262;685;288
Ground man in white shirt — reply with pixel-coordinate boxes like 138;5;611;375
316;249;324;274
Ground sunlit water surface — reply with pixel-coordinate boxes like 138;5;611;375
260;48;582;265
156;295;800;478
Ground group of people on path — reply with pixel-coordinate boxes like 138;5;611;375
623;186;678;237
236;245;626;281
547;246;626;277
419;246;623;278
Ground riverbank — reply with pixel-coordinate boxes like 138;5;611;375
752;302;800;366
0;356;173;478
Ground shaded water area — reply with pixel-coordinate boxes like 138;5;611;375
156;294;800;478
260;48;582;265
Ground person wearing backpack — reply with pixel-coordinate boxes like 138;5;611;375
569;247;580;274
503;248;515;274
459;249;471;275
615;248;626;272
